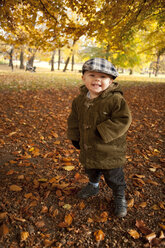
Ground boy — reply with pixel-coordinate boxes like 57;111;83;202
67;58;132;218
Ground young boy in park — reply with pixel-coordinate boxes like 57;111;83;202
67;58;132;218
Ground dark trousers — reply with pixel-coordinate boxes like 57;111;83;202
85;167;126;194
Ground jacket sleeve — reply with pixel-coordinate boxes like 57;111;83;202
97;96;132;143
67;99;80;141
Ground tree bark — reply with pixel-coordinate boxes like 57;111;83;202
63;56;70;72
58;49;61;70
28;55;35;67
8;47;14;71
63;39;77;72
155;53;160;77
27;48;36;66
20;49;24;69
71;54;74;71
51;50;56;71
129;69;133;75
155;48;165;76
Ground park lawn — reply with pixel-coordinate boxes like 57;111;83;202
0;69;165;91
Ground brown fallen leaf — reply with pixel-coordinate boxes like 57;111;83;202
33;179;39;188
61;157;72;162
159;201;165;210
136;220;152;235
49;177;57;183
54;140;60;145
94;212;109;223
35;220;45;228
29;200;38;208
133;178;145;187
20;231;29;241
139;202;147;208
51;132;58;138
8;131;17;137
159;230;165;239
100;212;108;222
149;167;156;172
58;222;68;228
94;230;105;241
13;216;26;222
6;170;15;175
31;148;40;157
56;189;62;197
145;232;156;243
44;239;56;247
134;174;145;178
0;212;8;219
128;229;140;239
24;193;33;199
134;190;141;197
145;179;159;186
87;218;93;223
64;214;73;226
159;224;165;230
0;223;9;238
79;201;85;210
0;138;5;145
18;175;24;180
63;165;75;171
41;206;48;213
9;185;22;191
52;209;59;218
127;198;134;208
74;173;81;180
152;204;159;210
9;160;17;164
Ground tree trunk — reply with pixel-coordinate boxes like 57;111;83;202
129;69;133;75
58;49;61;70
155;53;160;77
20;49;24;69
51;50;56;71
9;48;14;71
63;39;77;72
28;55;35;67
155;48;165;77
71;54;74;71
27;48;36;67
63;56;70;72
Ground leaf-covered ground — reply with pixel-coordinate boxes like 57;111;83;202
0;83;165;248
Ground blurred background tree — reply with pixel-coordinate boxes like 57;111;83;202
0;0;164;74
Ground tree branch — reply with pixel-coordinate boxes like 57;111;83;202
39;0;58;22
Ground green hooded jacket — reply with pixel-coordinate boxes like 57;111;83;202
67;83;132;169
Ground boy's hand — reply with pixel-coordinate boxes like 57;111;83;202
72;140;80;149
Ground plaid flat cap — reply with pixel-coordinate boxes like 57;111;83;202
82;58;119;79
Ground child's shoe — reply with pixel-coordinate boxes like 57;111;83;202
77;183;99;199
114;194;127;218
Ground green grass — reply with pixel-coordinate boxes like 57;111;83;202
0;71;82;90
0;68;165;91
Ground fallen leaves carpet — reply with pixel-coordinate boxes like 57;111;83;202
0;84;165;247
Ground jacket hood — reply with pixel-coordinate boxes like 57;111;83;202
80;82;123;98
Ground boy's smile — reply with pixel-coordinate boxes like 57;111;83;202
82;71;113;99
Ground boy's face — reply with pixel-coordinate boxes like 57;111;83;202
82;71;113;99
